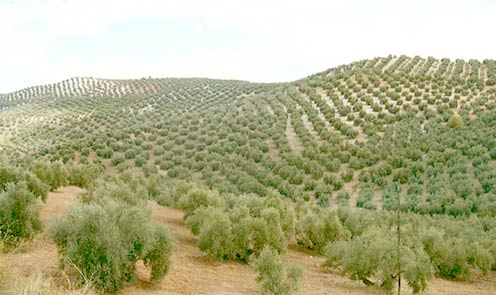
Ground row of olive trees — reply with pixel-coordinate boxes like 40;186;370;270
154;179;496;294
24;72;494;213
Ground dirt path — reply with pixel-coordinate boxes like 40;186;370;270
285;114;304;154
393;57;410;74
382;56;398;73
266;105;275;116
461;62;469;80
40;186;84;222
296;88;336;133
267;139;281;161
301;112;324;144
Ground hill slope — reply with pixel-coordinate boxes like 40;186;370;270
0;55;495;214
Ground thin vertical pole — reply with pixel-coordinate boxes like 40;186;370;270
397;189;401;295
395;122;401;295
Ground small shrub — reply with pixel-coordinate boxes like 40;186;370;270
0;183;41;249
296;208;350;252
67;163;103;188
116;162;129;172
356;183;375;209
197;208;233;260
124;149;138;159
111;155;125;166
167;168;180;178
190;205;288;263
448;112;463;128
96;148;113;159
253;246;303;295
153;147;165;156
51;199;172;292
336;191;350;207
341;169;354;183
134;157;146;167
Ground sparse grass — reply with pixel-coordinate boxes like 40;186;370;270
0;259;96;295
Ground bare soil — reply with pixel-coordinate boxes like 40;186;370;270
285;114;304;154
266;139;281;161
300;112;324;144
382;56;398;73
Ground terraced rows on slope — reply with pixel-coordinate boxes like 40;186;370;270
0;55;495;215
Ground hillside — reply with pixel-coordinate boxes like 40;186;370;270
1;55;496;294
1;55;495;212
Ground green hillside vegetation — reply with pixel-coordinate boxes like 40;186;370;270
1;55;496;293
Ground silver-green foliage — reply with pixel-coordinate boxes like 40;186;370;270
0;182;41;248
190;202;289;263
325;226;433;293
254;246;303;295
51;198;172;292
176;184;293;263
296;206;350;252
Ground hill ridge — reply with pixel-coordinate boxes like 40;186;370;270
2;55;496;103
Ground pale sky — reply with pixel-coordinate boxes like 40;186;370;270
1;0;495;92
